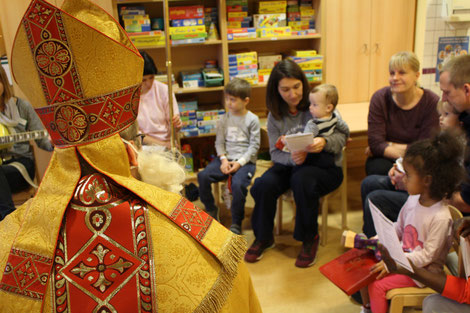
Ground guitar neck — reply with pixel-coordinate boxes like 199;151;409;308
0;130;49;145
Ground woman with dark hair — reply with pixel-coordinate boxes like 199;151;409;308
137;51;182;149
0;65;52;220
245;59;349;267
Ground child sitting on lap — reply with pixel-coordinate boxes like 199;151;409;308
302;84;349;167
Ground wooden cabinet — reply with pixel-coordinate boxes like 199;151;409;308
324;0;416;104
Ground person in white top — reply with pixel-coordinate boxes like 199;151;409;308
359;131;465;313
137;51;182;149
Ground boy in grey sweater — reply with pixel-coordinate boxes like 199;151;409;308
197;78;260;234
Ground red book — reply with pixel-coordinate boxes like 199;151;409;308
319;248;379;295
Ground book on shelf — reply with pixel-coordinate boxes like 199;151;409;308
319;248;379;296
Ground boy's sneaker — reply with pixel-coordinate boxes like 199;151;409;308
205;207;219;221
229;223;242;235
244;239;275;263
359;306;371;313
295;235;319;268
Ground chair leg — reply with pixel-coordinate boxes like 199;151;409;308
213;182;220;208
388;297;404;313
321;195;328;246
275;197;283;236
341;180;348;230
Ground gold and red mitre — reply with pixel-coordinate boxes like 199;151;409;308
11;0;143;147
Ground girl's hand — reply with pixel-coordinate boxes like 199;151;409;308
365;146;373;157
371;260;389;280
305;137;326;153
291;150;307;165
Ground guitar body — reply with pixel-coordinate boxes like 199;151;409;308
0;123;14;150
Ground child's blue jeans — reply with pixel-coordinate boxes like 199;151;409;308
197;158;255;225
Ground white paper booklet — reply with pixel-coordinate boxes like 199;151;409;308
460;236;470;279
369;200;414;273
284;133;313;152
395;157;405;173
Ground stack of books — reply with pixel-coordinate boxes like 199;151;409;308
120;6;165;47
121;6;150;33
256;1;290;38
258;54;282;83
180;99;199;138
226;0;255;41
204;7;219;40
289;50;323;82
197;109;225;135
169;5;207;45
288;0;316;35
229;51;258;85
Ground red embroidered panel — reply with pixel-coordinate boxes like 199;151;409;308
170;198;213;241
23;0;83;105
20;0;141;147
0;249;53;300
51;174;156;313
60;236;143;301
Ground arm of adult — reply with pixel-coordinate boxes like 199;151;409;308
19;98;53;151
383;142;407;159
169;92;181;132
267;113;295;166
236;113;260;167
367;90;406;158
450;188;470;213
308;113;349;155
379;245;448;294
368;90;391;157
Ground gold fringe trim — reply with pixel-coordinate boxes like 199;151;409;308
194;233;247;313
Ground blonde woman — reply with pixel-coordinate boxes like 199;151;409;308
360;51;440;239
0;65;52;220
365;51;439;176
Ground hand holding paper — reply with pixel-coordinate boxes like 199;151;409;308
284;133;313;152
369;200;414;273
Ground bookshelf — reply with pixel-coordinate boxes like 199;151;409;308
112;0;323;170
112;0;323;118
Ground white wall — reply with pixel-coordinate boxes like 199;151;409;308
417;0;470;95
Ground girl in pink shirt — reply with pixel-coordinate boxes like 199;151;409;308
360;131;465;313
137;51;182;149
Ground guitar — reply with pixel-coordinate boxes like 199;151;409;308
0;123;48;150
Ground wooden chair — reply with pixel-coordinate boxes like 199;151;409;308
275;147;348;246
385;205;463;313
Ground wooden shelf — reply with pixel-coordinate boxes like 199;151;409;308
116;0;192;3
228;34;321;44
133;39;222;50
175;86;225;94
181;133;216;139
251;81;321;89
